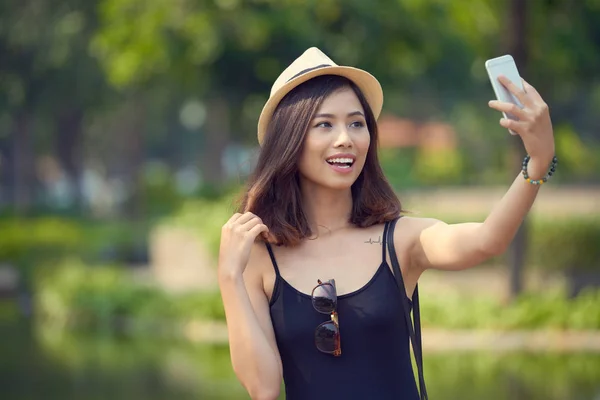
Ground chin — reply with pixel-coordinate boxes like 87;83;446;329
300;163;364;191
300;175;356;192
324;183;354;191
318;175;359;191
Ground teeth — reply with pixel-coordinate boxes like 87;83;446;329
327;158;354;164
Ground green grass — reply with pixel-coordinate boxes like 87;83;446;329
420;288;600;330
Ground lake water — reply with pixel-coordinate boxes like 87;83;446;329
2;316;600;400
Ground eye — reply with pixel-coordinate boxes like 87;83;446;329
315;121;332;128
350;121;365;128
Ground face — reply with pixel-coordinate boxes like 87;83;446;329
297;87;370;190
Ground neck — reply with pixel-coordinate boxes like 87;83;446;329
300;182;353;236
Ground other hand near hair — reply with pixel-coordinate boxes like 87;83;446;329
218;212;269;280
488;75;555;177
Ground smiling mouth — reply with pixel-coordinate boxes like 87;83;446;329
325;158;355;168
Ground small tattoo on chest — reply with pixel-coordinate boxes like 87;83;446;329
364;236;382;245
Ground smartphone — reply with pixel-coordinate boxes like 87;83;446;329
485;55;524;133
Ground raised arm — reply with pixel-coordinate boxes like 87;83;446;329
410;76;555;272
218;212;282;400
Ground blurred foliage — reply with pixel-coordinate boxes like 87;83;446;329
379;148;420;189
162;195;240;258
1;0;600;212
414;147;466;185
529;216;600;271
35;326;236;384
2;316;244;399
420;288;600;330
380;145;484;188
33;259;224;331
0;217;82;263
554;123;599;179
138;161;187;215
0;217;148;273
423;352;600;400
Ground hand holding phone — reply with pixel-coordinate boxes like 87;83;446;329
485;57;555;167
485;55;524;135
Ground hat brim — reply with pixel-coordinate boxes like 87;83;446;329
257;66;383;145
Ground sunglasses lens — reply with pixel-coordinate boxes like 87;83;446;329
312;283;336;314
315;321;340;354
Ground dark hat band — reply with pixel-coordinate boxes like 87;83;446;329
286;64;332;82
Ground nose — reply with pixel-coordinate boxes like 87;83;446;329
333;126;353;148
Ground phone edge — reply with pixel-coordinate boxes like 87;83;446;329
485;54;514;69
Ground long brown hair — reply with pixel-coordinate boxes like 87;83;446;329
238;75;402;246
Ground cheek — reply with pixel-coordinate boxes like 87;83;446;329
297;138;323;176
359;133;371;150
354;133;371;169
357;132;371;156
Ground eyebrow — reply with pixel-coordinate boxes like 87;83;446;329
313;111;365;119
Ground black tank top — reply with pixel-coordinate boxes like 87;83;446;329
266;220;420;400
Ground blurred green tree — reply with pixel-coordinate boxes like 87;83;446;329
0;0;114;213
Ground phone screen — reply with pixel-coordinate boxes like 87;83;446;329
485;55;523;121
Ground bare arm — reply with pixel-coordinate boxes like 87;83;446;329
411;171;543;271
219;213;282;400
410;76;555;272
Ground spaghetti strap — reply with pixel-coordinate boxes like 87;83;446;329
382;220;390;263
264;242;281;277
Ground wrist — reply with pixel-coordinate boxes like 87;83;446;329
218;266;244;285
521;154;557;185
526;157;552;180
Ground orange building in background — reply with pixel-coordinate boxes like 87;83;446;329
377;114;457;150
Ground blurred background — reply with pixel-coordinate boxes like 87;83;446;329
1;0;600;399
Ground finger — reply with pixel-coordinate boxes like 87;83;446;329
241;215;265;231
236;212;258;225
248;224;269;238
488;100;527;120
521;78;543;102
227;213;243;224
499;118;527;134
497;75;532;107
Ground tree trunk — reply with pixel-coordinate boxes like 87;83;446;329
56;107;84;212
200;96;230;187
505;0;529;300
0;133;12;207
124;97;146;220
11;111;35;215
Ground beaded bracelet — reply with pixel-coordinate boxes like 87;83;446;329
521;154;558;185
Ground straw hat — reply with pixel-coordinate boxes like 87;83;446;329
257;47;383;145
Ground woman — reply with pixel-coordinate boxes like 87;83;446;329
218;47;555;400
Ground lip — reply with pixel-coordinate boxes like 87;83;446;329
325;153;357;174
327;163;355;174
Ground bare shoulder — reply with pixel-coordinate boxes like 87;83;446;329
394;216;444;269
244;240;270;280
397;216;443;232
243;240;276;299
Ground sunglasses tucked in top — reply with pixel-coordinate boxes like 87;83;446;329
312;279;341;356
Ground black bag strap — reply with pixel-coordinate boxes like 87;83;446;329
387;217;428;400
